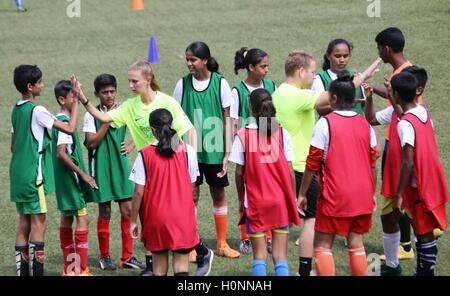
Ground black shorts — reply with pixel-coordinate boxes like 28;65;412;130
151;247;194;254
195;163;229;188
295;171;320;219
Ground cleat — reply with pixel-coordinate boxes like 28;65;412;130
217;243;240;259
239;239;252;255
266;240;272;254
381;264;402;276
379;244;414;261
99;256;117;270
16;6;27;12
120;256;146;269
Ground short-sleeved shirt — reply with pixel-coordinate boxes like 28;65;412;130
129;143;199;185
83;108;117;134
12;100;56;181
272;83;320;172
107;92;193;151
397;105;429;188
172;76;232;109
311;111;377;159
230;81;269;119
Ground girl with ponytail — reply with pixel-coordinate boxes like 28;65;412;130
172;42;240;260
229;88;300;276
129;108;200;276
232;47;276;254
312;39;366;116
298;70;378;276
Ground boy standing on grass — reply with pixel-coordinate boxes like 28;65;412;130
83;74;145;271
391;72;449;276
10;65;78;276
52;79;98;276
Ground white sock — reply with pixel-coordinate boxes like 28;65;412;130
383;231;400;268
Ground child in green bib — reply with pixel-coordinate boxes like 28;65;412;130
52;80;97;276
83;74;144;271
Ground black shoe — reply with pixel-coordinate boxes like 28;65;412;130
120;256;146;270
140;267;153;276
381;264;402;276
99;256;117;270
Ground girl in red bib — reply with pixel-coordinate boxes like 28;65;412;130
129;108;200;276
391;72;449;276
298;71;378;276
229;88;300;276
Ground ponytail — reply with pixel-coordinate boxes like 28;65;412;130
186;41;220;72
234;47;269;75
329;70;356;110
249;88;278;137
149;109;179;158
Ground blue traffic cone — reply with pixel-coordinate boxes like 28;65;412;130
148;35;160;64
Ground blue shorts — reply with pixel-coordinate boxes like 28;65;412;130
244;210;290;238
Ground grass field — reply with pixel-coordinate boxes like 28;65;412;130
1;0;450;276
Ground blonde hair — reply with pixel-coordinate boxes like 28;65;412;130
284;50;314;76
128;60;161;91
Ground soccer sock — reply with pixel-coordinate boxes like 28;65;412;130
60;227;75;274
29;241;45;276
382;231;400;268
416;239;437;276
15;0;22;7
399;215;412;249
120;217;133;262
174;272;189;276
274;260;289;276
195;241;209;256
252;259;267;276
314;247;335;276
213;206;228;248
266;230;272;241
97;218;110;258
75;230;89;272
15;244;29;276
145;255;153;272
298;257;312;276
240;224;249;241
348;247;368;276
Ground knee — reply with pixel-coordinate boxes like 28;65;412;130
99;206;112;220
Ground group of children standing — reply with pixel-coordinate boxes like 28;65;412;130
9;27;449;276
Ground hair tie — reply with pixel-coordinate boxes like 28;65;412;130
243;50;249;59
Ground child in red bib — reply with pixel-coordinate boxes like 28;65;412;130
390;72;449;276
129;108;200;276
230;89;300;276
298;71;377;276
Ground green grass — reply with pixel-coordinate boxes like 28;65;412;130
1;0;450;276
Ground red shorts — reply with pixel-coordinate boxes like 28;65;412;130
315;207;372;237
407;189;447;235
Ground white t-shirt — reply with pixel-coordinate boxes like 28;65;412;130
310;111;377;159
397;105;429;188
230;81;271;119
228;123;294;208
311;69;365;98
56;113;74;155
375;106;395;127
172;75;232;109
82;107;117;134
11;100;56;181
129;143;199;185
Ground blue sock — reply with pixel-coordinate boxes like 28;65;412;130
16;0;22;7
274;260;289;276
252;260;267;276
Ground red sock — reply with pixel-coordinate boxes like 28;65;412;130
97;218;110;258
315;247;335;276
120;217;133;262
59;227;75;274
239;224;249;240
75;230;89;272
348;248;368;276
